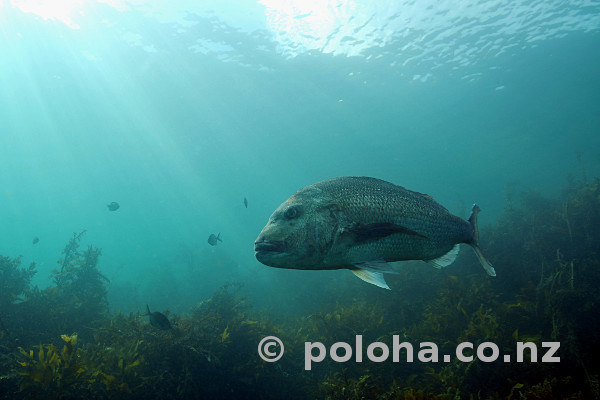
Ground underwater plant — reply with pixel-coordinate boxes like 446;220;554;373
3;178;600;399
0;255;36;343
0;255;36;309
17;334;88;399
52;231;109;314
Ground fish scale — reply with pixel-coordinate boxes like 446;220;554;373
317;177;471;248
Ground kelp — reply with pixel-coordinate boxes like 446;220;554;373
1;231;109;348
52;230;109;318
0;255;36;345
17;334;88;399
2;178;600;399
0;255;36;309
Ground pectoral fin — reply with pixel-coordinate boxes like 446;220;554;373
343;222;427;242
353;259;401;274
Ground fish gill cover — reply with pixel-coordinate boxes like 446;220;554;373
1;0;599;399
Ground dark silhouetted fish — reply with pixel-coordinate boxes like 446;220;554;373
107;202;120;211
244;197;248;208
208;233;222;246
254;176;495;289
32;237;39;244
145;304;172;330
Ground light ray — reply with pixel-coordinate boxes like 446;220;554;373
10;0;85;29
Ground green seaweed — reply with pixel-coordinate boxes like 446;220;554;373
2;177;600;399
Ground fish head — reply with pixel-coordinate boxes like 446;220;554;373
254;186;340;269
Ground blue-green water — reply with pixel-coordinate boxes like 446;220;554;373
1;1;599;398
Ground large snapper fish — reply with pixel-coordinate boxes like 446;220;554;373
254;177;495;289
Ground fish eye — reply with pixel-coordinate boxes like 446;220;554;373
284;206;298;219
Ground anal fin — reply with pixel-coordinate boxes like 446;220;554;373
426;244;460;269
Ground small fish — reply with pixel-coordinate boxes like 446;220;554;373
145;304;172;330
254;176;495;290
107;202;120;211
32;237;39;244
244;197;248;208
208;233;222;246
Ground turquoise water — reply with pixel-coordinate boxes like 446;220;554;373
2;1;600;398
1;1;598;304
1;0;600;342
2;0;599;311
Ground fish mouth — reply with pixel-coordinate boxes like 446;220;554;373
254;241;288;266
254;240;286;254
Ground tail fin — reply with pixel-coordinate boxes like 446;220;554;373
217;233;223;242
146;304;151;315
468;204;496;276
